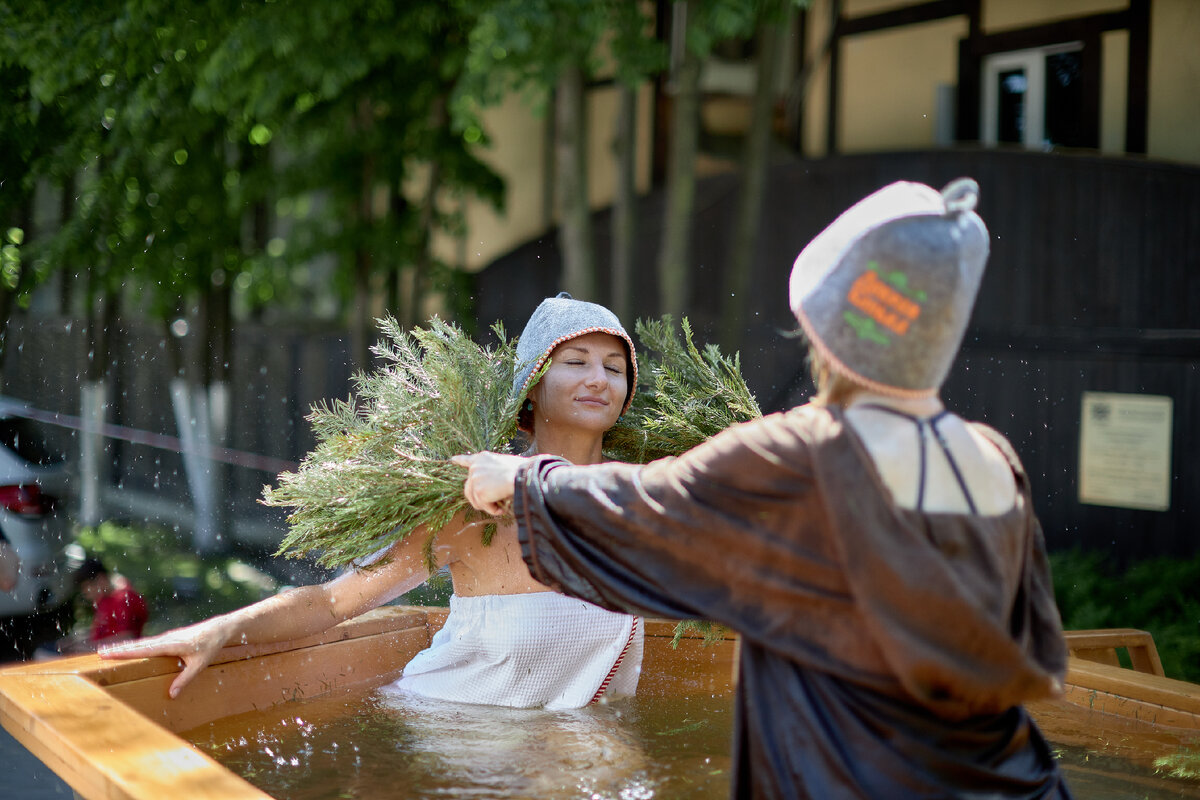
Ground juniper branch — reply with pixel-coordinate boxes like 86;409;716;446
605;316;762;464
263;316;522;571
265;310;760;656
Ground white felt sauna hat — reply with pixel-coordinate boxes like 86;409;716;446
789;178;990;398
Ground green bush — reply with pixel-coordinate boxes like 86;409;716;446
75;523;279;636
1050;549;1200;683
72;525;1200;686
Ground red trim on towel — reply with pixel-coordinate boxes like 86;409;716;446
589;617;639;705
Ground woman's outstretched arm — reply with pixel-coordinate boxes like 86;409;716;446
100;524;442;699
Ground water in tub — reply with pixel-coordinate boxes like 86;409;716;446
186;689;734;799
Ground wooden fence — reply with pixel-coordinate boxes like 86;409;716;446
480;148;1200;562
3;148;1197;563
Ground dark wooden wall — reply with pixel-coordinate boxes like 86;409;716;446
478;148;1200;562
3;148;1196;563
2;316;355;534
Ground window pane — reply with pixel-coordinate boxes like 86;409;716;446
997;68;1026;144
1044;51;1085;148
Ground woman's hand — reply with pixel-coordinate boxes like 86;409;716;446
99;617;235;699
452;452;523;516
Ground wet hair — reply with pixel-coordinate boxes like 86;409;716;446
75;557;109;586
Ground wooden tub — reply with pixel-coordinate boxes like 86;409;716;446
0;609;1196;800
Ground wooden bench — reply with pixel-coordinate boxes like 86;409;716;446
1064;628;1165;676
1058;628;1200;729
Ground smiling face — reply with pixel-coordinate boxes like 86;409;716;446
527;332;630;437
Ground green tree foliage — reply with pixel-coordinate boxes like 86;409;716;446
194;0;505;356
4;0;507;352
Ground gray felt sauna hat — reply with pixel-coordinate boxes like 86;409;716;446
789;178;989;398
512;292;638;413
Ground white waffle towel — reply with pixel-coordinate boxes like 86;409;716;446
384;593;643;710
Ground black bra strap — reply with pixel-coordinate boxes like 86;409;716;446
852;404;978;514
927;412;978;515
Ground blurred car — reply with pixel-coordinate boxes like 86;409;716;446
0;412;83;659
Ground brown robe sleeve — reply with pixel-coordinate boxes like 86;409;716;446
515;411;906;691
514;407;1073;798
516;407;1067;715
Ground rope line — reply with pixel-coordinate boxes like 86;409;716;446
0;396;299;475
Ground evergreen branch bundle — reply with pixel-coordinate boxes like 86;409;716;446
263;316;521;570
265;312;762;607
605;316;762;464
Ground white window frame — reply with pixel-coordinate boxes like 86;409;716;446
981;42;1082;149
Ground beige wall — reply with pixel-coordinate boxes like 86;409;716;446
587;84;655;208
800;0;1199;167
981;0;1127;34
844;0;922;15
839;17;968;153
1148;0;1200;164
1100;30;1128;155
430;82;655;273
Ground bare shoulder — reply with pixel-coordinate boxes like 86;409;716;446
430;510;503;561
947;417;1021;513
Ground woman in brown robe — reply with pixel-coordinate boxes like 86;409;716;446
456;179;1073;799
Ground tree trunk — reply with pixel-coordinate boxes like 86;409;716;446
408;94;447;327
57;174;75;315
79;278;117;528
657;2;702;318
351;98;377;371
610;82;639;323
720;18;785;351
555;65;595;300
200;275;233;552
164;298;224;556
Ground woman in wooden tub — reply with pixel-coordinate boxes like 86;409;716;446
105;293;643;711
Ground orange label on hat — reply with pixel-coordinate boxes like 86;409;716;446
847;268;921;336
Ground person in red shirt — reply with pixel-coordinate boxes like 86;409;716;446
67;557;148;651
0;531;18;593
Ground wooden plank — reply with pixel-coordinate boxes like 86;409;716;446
640;634;737;698
1060;683;1200;730
104;625;428;733
1064;656;1200;728
1064;628;1165;676
0;607;429;687
0;607;437;800
0;673;269;800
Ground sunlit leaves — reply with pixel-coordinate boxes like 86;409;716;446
604;315;762;464
248;124;272;146
1;229;22;291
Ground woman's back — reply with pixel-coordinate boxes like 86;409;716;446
844;397;1018;517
